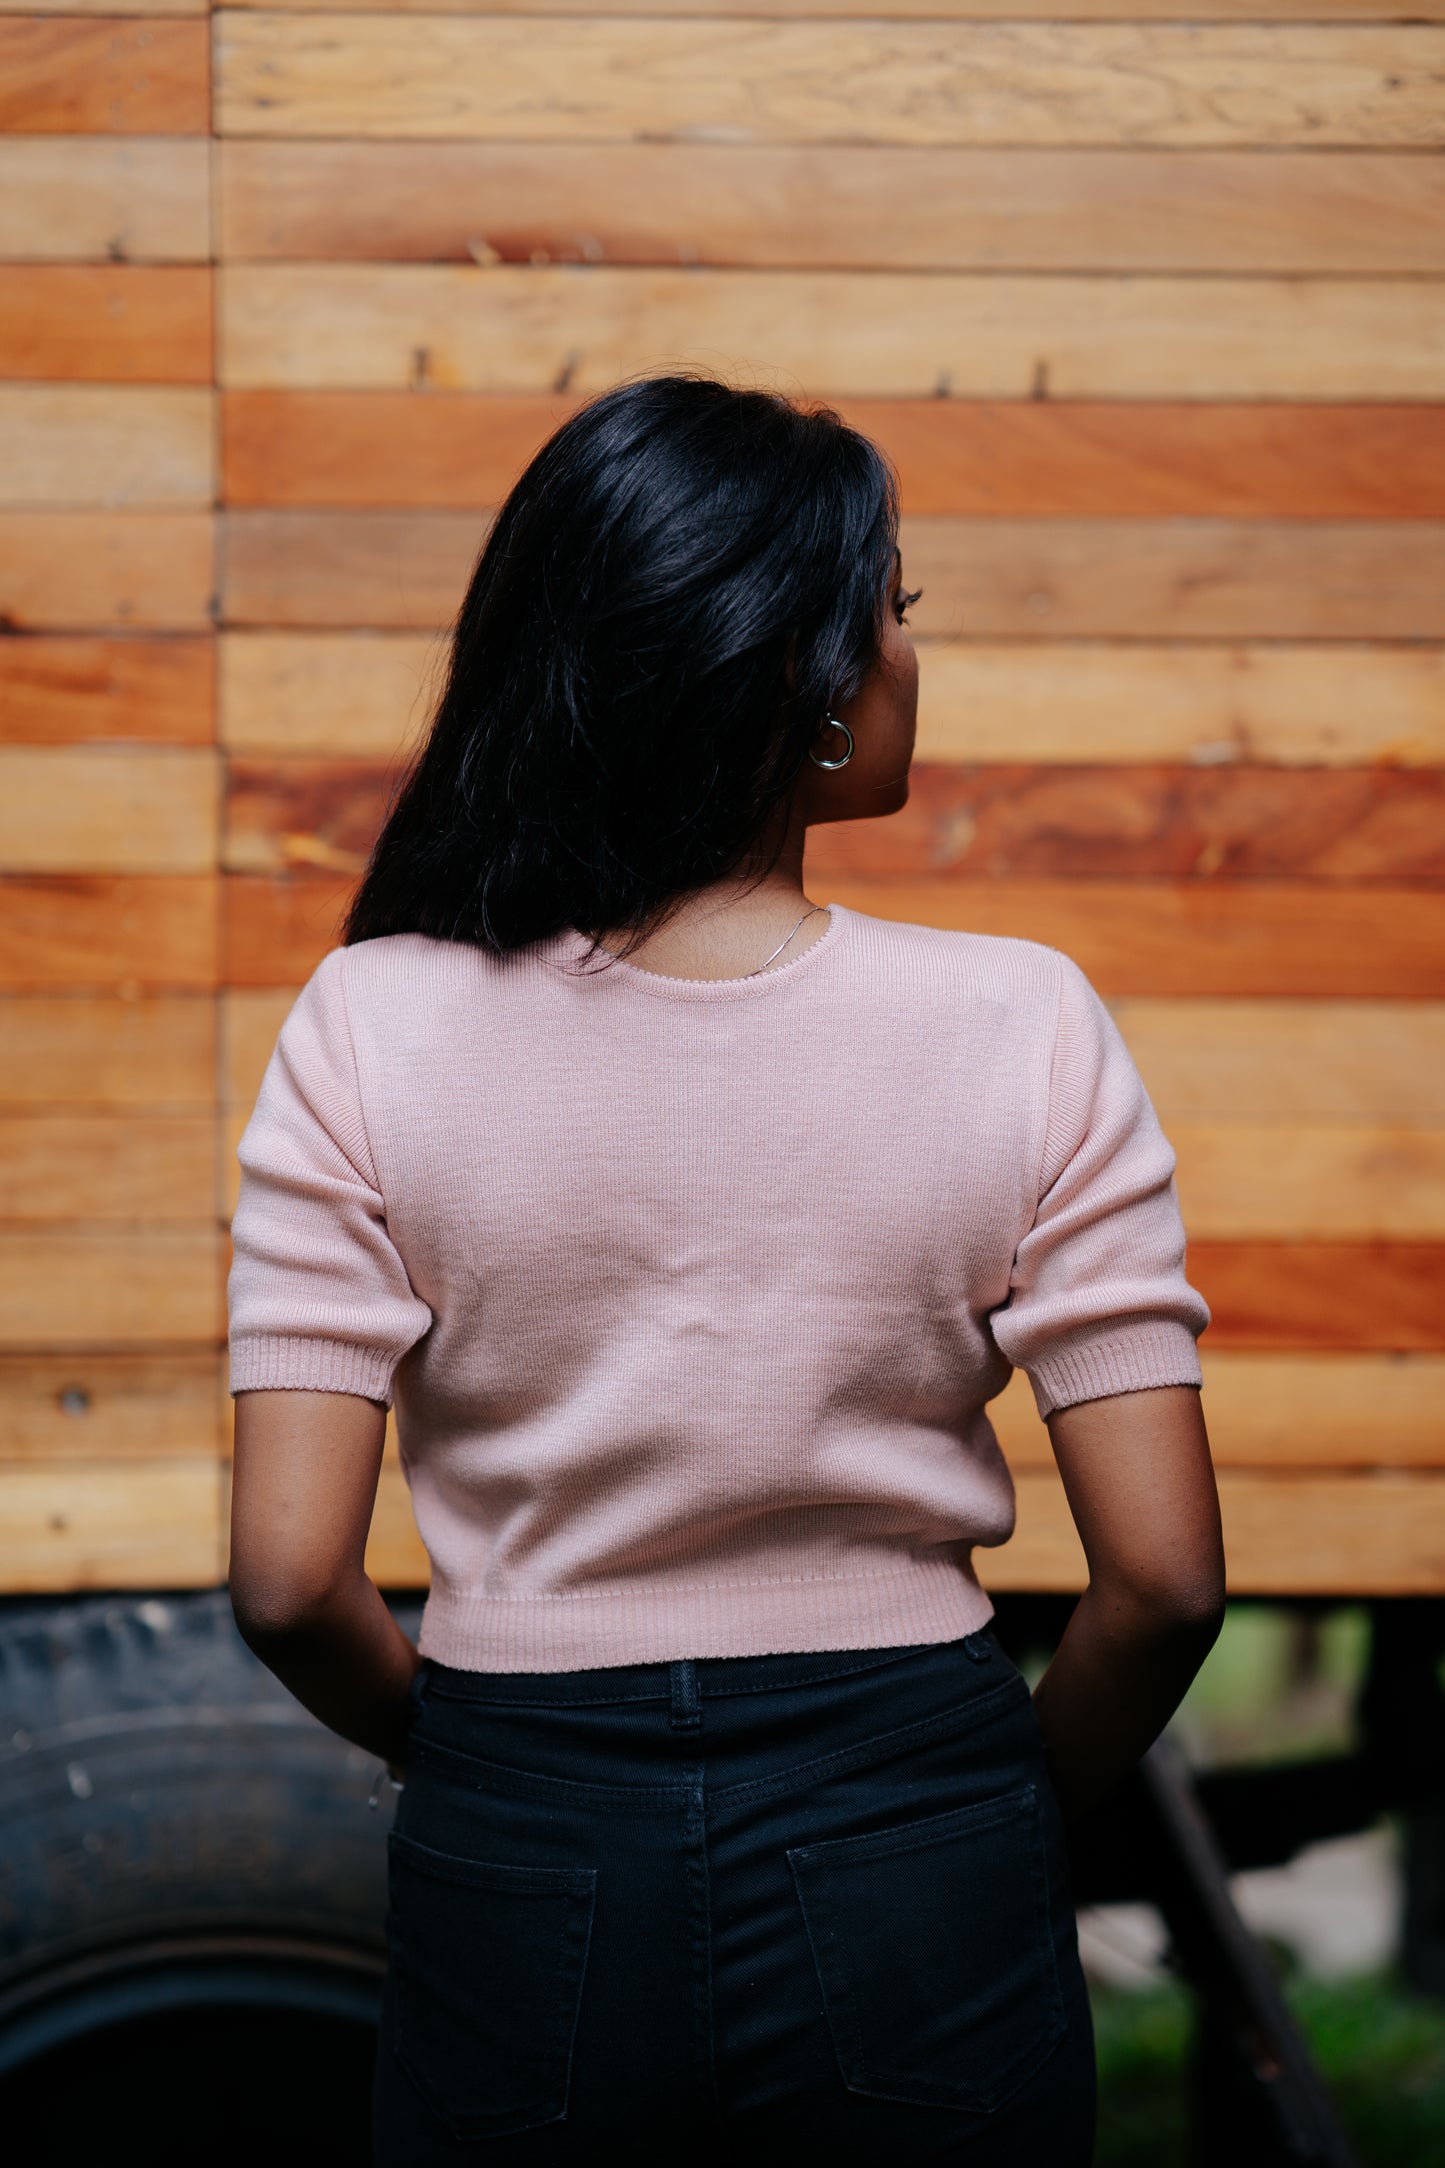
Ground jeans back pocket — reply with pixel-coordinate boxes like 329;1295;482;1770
788;1783;1065;2115
386;1831;597;2139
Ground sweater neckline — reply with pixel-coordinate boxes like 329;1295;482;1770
548;902;850;1002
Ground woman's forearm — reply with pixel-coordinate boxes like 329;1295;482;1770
234;1569;421;1767
1031;1577;1223;1821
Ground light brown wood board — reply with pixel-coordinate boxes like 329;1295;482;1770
0;19;210;133
0;265;212;381
0;637;214;743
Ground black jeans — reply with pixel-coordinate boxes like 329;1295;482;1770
373;1631;1096;2164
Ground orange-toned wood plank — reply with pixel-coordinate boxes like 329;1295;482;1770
1173;1125;1445;1241
1191;1242;1445;1352
223;872;351;987
210;0;1445;20
993;1353;1445;1471
367;1448;427;1587
0;266;211;382
0;994;214;1106
810;765;1445;884
6;0;206;15
0;1460;222;1591
2;386;213;509
0;1225;223;1346
223;392;1445;519
826;880;1445;997
0;19;208;133
0;746;219;871
0;875;219;989
225;759;393;876
983;1469;1445;1596
0;1353;221;1464
220;986;290;1111
901;518;1445;641
220;511;482;630
1115;1000;1445;1125
0;513;214;630
222;392;572;509
0;1111;214;1219
0;136;209;260
216;141;1445;276
218;630;438;756
0;636;213;744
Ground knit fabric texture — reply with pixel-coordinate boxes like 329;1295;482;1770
227;905;1209;1671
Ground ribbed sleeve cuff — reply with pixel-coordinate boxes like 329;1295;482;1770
228;1335;399;1405
1027;1320;1204;1419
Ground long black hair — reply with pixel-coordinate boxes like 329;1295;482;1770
343;374;899;956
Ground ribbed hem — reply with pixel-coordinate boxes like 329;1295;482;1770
1028;1320;1204;1419
228;1334;398;1405
417;1556;996;1673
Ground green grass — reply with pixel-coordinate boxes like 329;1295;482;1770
1091;1972;1445;2167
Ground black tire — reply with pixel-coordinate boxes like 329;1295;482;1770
0;1589;419;2164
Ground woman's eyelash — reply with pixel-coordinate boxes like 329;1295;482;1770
896;587;923;618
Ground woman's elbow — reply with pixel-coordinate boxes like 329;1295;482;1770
1104;1552;1227;1647
228;1551;348;1649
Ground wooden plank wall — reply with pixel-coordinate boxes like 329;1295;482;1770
1;0;1442;1597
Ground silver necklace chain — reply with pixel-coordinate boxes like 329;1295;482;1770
743;905;825;979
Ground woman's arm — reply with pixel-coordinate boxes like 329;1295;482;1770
1029;1383;1226;1820
230;1388;421;1767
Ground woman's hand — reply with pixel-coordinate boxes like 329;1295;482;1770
229;1388;422;1768
1030;1384;1226;1821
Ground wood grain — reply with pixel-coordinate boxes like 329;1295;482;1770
0;18;209;133
823;880;1445;997
0;747;219;872
0;1352;221;1462
0;137;210;261
0;1460;222;1590
225;759;393;876
808;764;1445;883
0;994;214;1106
0;636;213;744
219;511;481;630
0;265;211;381
210;0;1445;20
1112;1001;1445;1124
0;875;219;989
915;642;1445;768
216;141;1445;275
0;1111;215;1219
992;1352;1445;1470
218;630;438;755
222;391;1445;518
0;512;215;629
223;873;352;987
983;1470;1445;1595
1171;1126;1445;1240
1190;1243;1445;1352
214;17;1445;150
221;986;291;1110
0;1226;222;1345
218;265;1445;400
0;387;213;508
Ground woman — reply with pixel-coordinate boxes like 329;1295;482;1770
228;375;1225;2165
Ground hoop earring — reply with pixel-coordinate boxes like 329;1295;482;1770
809;714;854;771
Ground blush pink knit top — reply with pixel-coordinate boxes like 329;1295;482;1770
228;906;1208;1671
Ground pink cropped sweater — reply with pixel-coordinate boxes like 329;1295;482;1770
228;905;1209;1672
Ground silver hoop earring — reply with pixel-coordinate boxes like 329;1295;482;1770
809;715;854;771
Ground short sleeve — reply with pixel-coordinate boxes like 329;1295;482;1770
227;948;433;1405
991;951;1210;1419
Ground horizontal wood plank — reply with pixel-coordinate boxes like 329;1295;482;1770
824;880;1445;996
0;636;213;744
214;17;1445;150
220;511;480;630
992;1352;1445;1470
225;758;392;876
222;391;1445;518
0;265;211;382
219;265;1445;401
367;1452;426;1587
1171;1126;1445;1240
0;1459;221;1590
1191;1242;1445;1352
0;747;219;872
221;986;290;1109
0;136;209;261
0;1110;215;1219
0;875;219;988
915;642;1445;768
0;994;214;1106
0;387;213;509
0;18;209;133
1113;1001;1445;1124
0;1352;220;1461
218;630;438;754
0;1225;223;1344
809;763;1445;883
223;873;351;987
216;142;1445;275
209;0;1445;20
983;1469;1445;1594
0;512;215;629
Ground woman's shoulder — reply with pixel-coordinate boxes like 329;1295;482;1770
833;906;1073;1014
